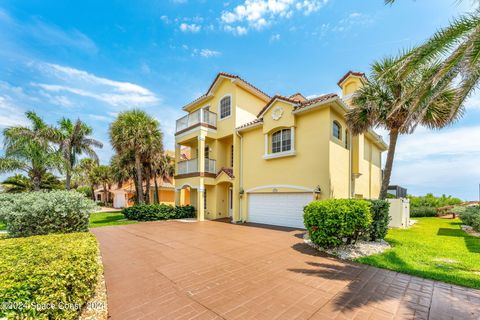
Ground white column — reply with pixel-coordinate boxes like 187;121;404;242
291;127;295;151
264;134;268;156
198;136;205;173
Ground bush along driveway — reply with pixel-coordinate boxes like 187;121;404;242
357;217;480;289
93;220;480;320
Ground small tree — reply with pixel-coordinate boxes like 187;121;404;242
346;56;462;199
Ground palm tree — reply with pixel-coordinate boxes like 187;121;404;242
346;56;461;199
109;110;162;204
154;154;175;204
92;165;113;204
1;173;63;192
57;118;103;190
385;1;480;116
74;158;99;200
0;111;62;190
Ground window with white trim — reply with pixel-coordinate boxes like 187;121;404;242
271;129;291;153
220;96;231;119
333;121;342;140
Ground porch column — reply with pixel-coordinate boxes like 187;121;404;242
198;136;205;173
175;188;181;206
175;143;181;173
197;179;205;221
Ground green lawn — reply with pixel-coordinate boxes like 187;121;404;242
357;217;480;289
89;211;137;228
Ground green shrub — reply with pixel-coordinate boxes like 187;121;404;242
0;191;98;238
368;200;390;241
76;186;93;198
123;204;196;221
303;199;372;248
459;206;480;231
0;232;100;320
410;206;437;217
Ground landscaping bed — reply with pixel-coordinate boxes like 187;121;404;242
0;232;101;319
357;217;480;289
303;233;391;260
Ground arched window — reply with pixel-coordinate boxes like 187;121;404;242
272;128;291;153
333;121;342;140
220;96;231;119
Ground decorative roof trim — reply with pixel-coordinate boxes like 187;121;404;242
257;95;298;118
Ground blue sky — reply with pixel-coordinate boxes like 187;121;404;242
0;0;479;199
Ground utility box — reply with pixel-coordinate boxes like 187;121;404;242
387;198;410;228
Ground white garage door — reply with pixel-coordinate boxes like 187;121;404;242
247;193;312;229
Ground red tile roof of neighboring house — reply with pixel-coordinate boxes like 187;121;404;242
337;71;366;87
216;167;234;179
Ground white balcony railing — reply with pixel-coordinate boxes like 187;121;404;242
177;158;198;175
177;158;216;175
205;159;216;174
176;109;217;133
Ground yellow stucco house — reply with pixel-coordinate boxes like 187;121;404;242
174;71;387;228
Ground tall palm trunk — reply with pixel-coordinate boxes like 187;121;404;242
65;169;71;190
379;128;400;199
32;175;41;191
153;170;159;204
145;166;151;204
103;183;108;204
135;153;144;203
90;184;95;201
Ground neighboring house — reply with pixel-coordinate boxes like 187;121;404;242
174;72;387;228
94;177;177;208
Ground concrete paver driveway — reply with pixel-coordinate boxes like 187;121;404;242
92;220;480;320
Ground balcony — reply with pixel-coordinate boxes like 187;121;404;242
176;109;217;135
177;158;216;176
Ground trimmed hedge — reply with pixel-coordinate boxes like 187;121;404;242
368;200;391;241
0;232;100;320
411;206;437;217
0;191;98;238
459;206;480;232
123;204;196;221
304;199;372;248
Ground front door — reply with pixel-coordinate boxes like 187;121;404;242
228;188;233;217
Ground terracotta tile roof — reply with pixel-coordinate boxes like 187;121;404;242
337;71;366;87
211;72;270;100
216;167;234;179
236;118;263;130
257;95;299;117
293;93;338;111
289;92;307;102
183;72;271;110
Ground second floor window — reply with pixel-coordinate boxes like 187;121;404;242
333;121;342;140
220;96;231;119
272;129;291;153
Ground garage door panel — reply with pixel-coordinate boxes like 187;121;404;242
247;193;312;229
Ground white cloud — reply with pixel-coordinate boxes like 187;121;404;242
0;8;97;55
179;23;201;33
32;62;159;108
221;0;327;33
270;33;281;42
192;49;222;58
381;125;480;198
